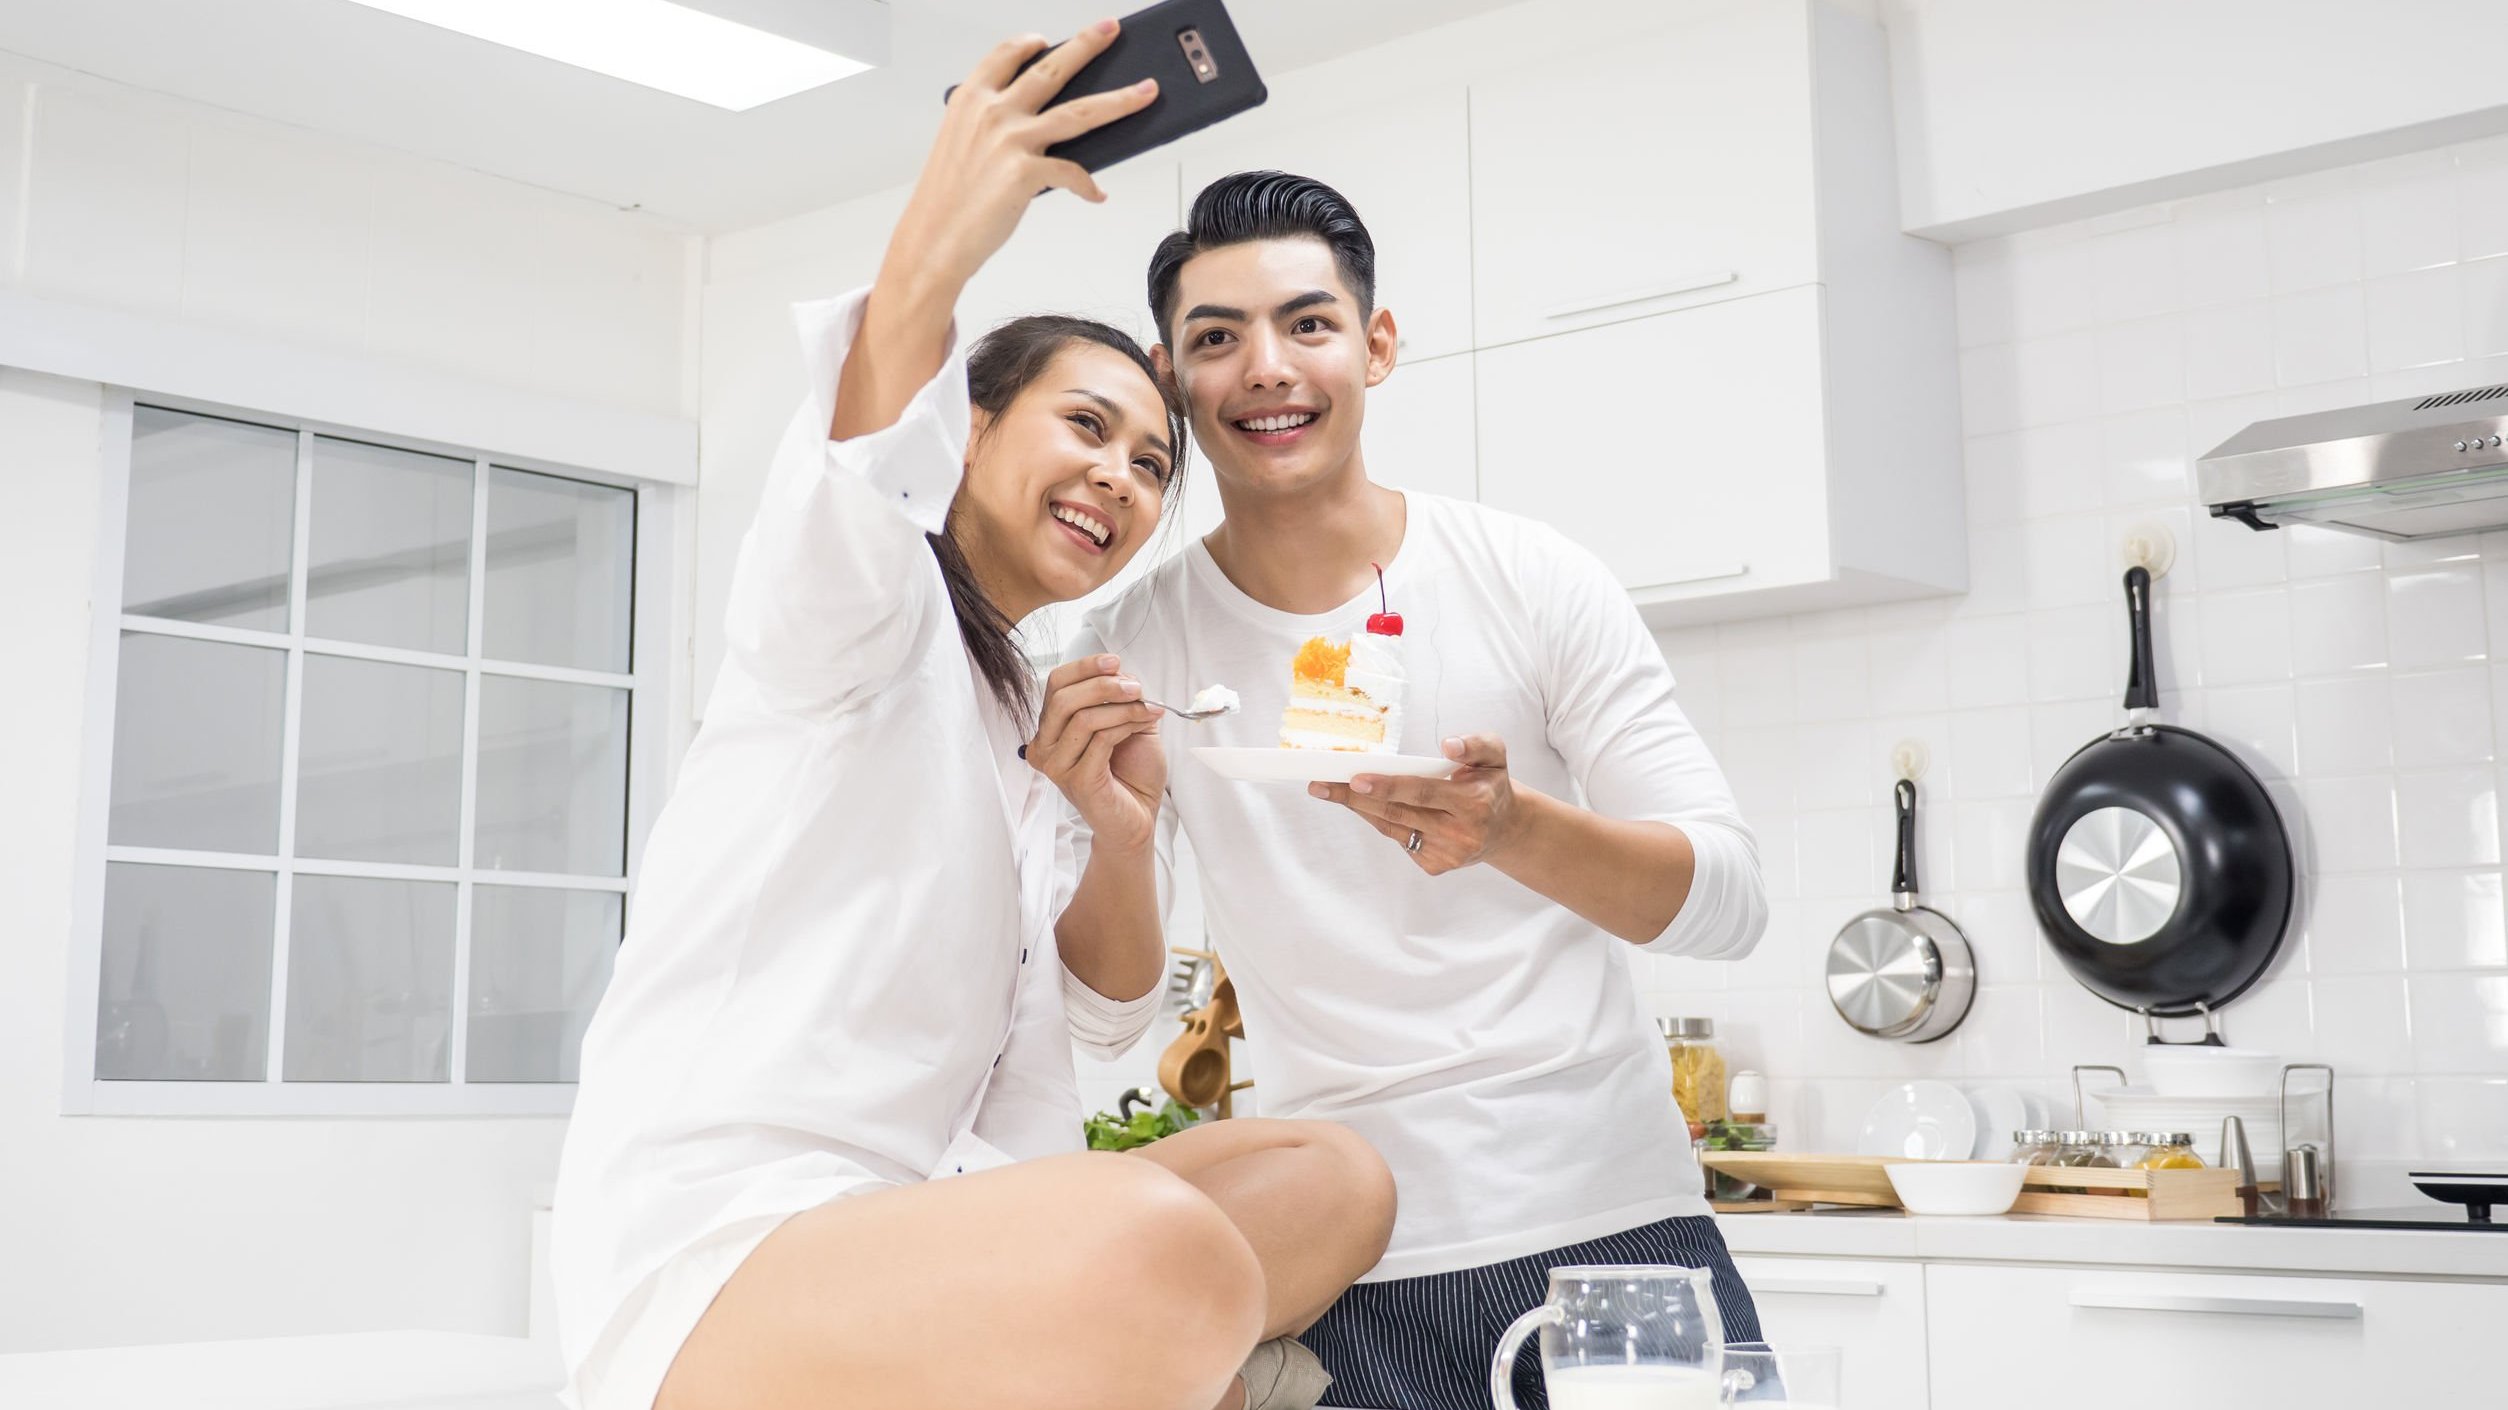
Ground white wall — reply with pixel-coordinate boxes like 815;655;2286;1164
1638;139;2508;1192
0;56;690;1353
1886;0;2508;239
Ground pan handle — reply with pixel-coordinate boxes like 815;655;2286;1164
1890;778;1920;907
2123;565;2161;712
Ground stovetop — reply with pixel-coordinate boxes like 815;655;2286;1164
2215;1207;2508;1232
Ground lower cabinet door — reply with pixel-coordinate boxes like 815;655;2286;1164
1925;1262;2508;1409
1730;1255;1927;1410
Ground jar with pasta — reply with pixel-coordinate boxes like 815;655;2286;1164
1658;1017;1727;1134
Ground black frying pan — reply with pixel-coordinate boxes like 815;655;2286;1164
2024;567;2294;1019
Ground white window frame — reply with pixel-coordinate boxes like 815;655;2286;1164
61;388;679;1117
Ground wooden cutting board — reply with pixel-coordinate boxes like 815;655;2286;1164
1696;1152;1901;1207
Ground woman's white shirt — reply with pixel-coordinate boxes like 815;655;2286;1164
549;286;1150;1397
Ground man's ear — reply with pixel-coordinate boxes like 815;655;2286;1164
1363;306;1400;389
1150;342;1176;387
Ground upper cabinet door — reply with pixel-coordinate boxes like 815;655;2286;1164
1476;287;1829;601
1467;0;1818;349
1179;86;1476;362
1362;351;1479;505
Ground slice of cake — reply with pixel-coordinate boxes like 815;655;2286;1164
1279;566;1407;752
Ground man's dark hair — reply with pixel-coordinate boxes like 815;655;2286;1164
1147;171;1377;341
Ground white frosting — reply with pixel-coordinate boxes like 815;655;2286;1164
1281;728;1395;753
1345;630;1407;751
1186;683;1240;715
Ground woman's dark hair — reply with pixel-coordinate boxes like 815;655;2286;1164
1147;170;1378;341
935;314;1187;721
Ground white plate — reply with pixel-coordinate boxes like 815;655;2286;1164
1191;746;1455;784
1965;1085;2032;1159
1857;1080;1978;1161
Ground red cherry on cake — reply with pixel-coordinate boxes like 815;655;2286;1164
1367;561;1403;636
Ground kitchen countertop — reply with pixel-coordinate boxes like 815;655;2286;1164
1715;1208;2508;1280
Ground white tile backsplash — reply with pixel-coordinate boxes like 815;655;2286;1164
2272;285;2369;385
1644;140;2508;1159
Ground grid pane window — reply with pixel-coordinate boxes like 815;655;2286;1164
475;677;629;876
282;875;456;1083
95;863;277;1081
123;408;296;631
90;404;643;1110
306;437;473;654
485;466;635;673
107;633;287;854
294;654;467;867
467;886;622;1083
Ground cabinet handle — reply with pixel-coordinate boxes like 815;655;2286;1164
1751;1278;1885;1298
1634;562;1749;590
2069;1289;2363;1321
1542;270;1739;320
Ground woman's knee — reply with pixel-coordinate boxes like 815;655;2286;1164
1292;1120;1399;1249
1086;1157;1267;1352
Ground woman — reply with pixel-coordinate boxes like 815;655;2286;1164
550;22;1394;1410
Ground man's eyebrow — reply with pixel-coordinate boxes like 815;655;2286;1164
1276;290;1339;316
1068;389;1175;462
1180;303;1245;324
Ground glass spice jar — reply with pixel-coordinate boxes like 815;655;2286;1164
1658;1017;1727;1131
2135;1132;2205;1171
2048;1130;2118;1194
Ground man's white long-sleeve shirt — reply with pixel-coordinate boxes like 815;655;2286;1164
1066;490;1767;1279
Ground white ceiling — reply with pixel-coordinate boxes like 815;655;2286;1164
0;0;1515;233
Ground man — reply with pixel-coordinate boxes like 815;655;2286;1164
1057;171;1767;1409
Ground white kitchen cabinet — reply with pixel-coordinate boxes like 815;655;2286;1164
1363;351;1479;506
1732;1255;1928;1410
1925;1263;2508;1408
1466;0;1964;623
1177;85;1475;362
1466;0;1818;348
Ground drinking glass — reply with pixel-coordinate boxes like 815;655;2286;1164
1720;1342;1844;1408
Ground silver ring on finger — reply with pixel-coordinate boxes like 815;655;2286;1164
1406;828;1425;854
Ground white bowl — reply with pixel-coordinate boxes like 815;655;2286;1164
1884;1160;2029;1215
2138;1045;2281;1098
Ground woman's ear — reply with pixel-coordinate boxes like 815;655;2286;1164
965;404;994;470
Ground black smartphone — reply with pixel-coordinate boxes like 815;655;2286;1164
945;0;1267;173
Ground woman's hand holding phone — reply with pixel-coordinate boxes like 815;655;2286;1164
835;21;1157;441
888;22;1157;303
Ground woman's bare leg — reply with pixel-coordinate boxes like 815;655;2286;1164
1130;1118;1397;1339
657;1152;1265;1410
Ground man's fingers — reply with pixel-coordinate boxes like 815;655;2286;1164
966;33;1052;94
1444;733;1508;769
1354;773;1464;809
1032;78;1159;144
1004;17;1121;109
1318;786;1440;833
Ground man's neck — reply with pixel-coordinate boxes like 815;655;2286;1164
1203;454;1407;615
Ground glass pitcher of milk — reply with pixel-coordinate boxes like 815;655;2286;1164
1488;1264;1726;1410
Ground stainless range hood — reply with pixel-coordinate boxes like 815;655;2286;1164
2199;382;2508;540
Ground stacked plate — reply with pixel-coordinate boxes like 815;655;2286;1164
2091;1088;2283;1181
1855;1082;2058;1161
